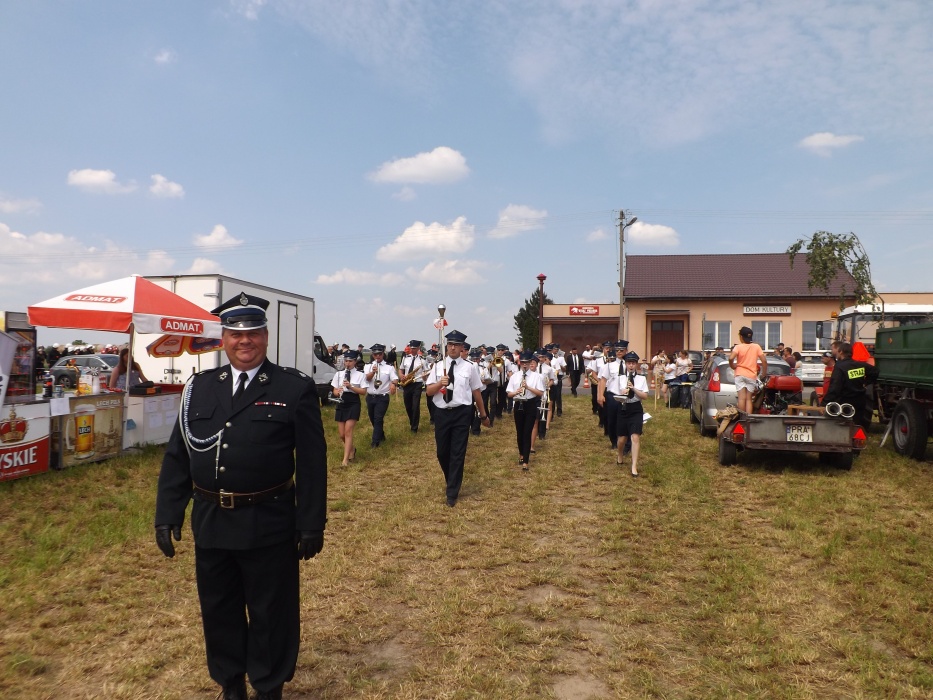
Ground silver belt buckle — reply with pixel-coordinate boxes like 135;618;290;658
219;489;235;509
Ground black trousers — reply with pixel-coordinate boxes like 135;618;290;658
433;403;473;501
513;398;539;462
590;379;600;416
488;383;500;421
426;391;437;424
569;370;582;395
195;540;299;693
554;376;563;414
495;384;508;417
402;383;423;430
605;392;619;446
366;394;390;444
472;388;491;433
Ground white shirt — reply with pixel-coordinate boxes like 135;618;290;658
506;369;546;398
552;355;567;376
331;367;366;395
618;372;650;403
400;353;425;384
598;359;624;394
427;358;483;408
365;361;399;395
230;365;261;396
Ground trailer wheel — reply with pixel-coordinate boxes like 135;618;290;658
891;399;929;460
718;437;738;466
834;452;854;470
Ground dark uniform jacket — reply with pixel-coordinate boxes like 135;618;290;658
822;358;878;406
155;359;327;550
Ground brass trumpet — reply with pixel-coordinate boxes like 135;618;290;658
371;358;382;390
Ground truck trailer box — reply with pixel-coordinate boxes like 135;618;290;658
133;275;335;399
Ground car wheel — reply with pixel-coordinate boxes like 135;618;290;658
59;375;75;389
689;405;699;424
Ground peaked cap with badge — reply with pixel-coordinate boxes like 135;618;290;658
445;329;468;344
212;292;270;330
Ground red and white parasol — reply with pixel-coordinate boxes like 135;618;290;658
27;275;221;337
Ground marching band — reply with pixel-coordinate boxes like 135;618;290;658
326;326;651;505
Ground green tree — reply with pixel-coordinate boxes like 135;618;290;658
786;231;878;310
513;287;553;350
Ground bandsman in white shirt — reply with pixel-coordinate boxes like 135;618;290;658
398;339;427;433
425;330;488;507
613;351;649;477
491;343;513;420
364;343;399;448
548;343;567;416
507;350;546;469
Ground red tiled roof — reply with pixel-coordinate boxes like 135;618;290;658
624;253;857;299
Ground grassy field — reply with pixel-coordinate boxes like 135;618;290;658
1;392;932;699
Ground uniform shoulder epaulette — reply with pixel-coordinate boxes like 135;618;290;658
280;366;312;382
195;366;221;376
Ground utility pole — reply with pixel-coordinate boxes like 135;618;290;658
618;209;637;340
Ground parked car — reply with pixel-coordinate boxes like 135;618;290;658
49;354;119;388
690;355;793;436
794;353;824;384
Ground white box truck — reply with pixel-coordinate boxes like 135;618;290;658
134;275;336;401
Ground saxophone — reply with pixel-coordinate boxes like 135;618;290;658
398;355;421;387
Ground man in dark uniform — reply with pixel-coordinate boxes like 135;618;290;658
822;341;878;431
425;329;489;507
155;293;327;700
566;346;584;397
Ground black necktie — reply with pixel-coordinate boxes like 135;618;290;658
233;372;248;405
444;360;455;403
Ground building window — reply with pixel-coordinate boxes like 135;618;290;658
751;321;782;351
702;321;731;350
801;321;827;352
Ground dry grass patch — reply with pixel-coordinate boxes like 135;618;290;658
1;395;932;698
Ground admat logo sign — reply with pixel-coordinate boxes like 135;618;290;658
161;318;204;334
65;294;126;304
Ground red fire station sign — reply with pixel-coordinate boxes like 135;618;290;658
569;305;600;316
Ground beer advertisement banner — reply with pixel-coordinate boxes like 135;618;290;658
61;395;124;469
0;402;51;481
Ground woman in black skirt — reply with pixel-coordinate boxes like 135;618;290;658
332;350;366;466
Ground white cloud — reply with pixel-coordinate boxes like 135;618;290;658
392;186;417;202
488;204;547;239
627;222;680;248
369;147;469;185
154;48;176;64
392;304;431;318
377;216;475;261
0;194;41;214
193;224;243;248
149;174;185;199
231;0;267;20
186;258;223;274
0;222;174;288
798;131;865;156
67;169;137;194
405;259;486;285
586;227;608;242
315;268;405;286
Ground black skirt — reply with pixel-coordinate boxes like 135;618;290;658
335;395;361;422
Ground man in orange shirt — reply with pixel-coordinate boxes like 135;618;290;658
728;326;767;414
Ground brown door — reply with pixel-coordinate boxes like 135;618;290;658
650;320;684;358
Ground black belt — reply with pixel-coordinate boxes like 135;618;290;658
367;393;390;399
193;479;294;509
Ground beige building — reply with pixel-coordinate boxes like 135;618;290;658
541;253;933;357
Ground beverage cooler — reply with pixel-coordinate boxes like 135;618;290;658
0;311;38;404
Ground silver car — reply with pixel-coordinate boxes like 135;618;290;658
690;354;793;436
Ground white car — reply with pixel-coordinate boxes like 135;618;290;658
795;354;825;384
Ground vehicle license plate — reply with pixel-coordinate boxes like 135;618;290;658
786;424;812;442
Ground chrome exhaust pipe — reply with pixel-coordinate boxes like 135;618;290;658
825;402;842;417
840;403;856;418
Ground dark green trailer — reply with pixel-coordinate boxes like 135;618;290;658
874;322;933;459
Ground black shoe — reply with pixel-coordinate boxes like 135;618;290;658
411;427;418;432
557;411;562;417
446;497;456;507
471;430;481;436
251;686;283;700
221;676;247;700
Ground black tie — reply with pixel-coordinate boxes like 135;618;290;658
233;372;248;405
444;360;455;403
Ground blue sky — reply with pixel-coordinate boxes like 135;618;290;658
3;0;933;349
